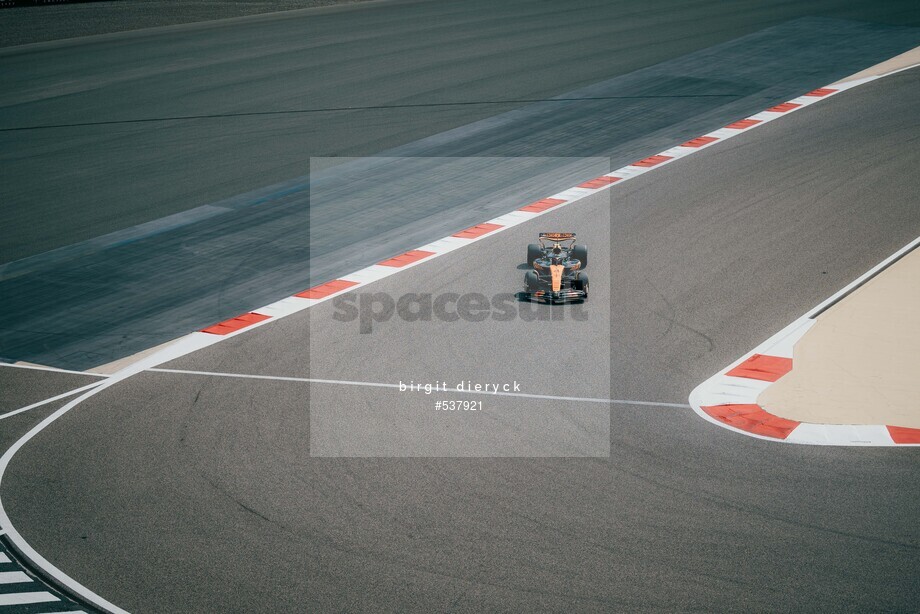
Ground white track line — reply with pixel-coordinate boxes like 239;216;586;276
147;367;689;408
0;591;59;606
0;381;107;422
0;363;107;378
0;570;32;583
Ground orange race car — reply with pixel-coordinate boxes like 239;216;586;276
523;233;589;303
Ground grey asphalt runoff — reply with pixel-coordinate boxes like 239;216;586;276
5;67;920;612
3;7;920;371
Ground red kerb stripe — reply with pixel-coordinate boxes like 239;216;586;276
378;250;435;267
805;88;837;97
887;425;920;444
578;176;621;189
767;102;801;113
295;279;359;299
201;312;270;335
632;154;673;167
725;354;793;382
681;136;718;148
453;223;503;239
701;404;800;439
725;118;761;129
519;198;566;213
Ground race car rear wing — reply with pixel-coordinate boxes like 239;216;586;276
539;232;575;240
539;232;577;248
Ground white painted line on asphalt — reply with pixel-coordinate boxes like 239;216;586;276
150;367;398;387
0;590;59;606
0;381;107;422
0;363;107;378
0;570;32;584
147;367;690;408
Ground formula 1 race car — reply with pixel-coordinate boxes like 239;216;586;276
522;232;588;303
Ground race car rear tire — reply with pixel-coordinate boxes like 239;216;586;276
572;244;588;269
574;273;589;300
527;243;542;266
524;271;540;291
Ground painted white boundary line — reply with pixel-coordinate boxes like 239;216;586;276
0;591;59;606
147;367;690;408
0;363;108;378
2;63;916;614
689;235;920;446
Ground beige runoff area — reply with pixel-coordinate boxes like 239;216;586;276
14;336;184;375
759;246;920;428
758;46;920;429
85;337;183;375
833;45;920;83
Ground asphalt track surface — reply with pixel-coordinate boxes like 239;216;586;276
0;366;104;453
3;2;920;370
5;66;920;612
0;1;366;47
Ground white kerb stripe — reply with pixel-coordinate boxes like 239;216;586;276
0;591;60;606
0;570;32;584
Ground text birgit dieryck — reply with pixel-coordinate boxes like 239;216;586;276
399;380;521;394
